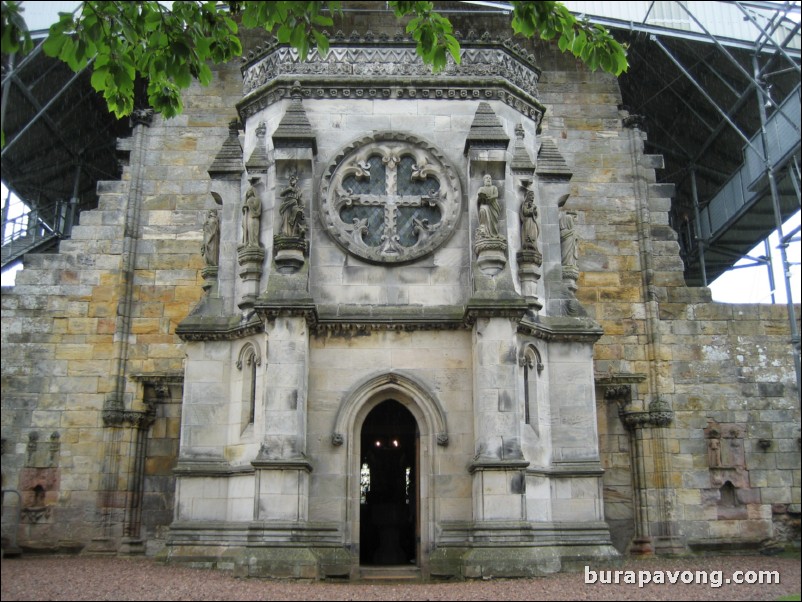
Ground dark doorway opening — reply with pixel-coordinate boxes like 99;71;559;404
359;400;418;566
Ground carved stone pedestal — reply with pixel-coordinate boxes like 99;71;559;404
273;236;307;274
475;237;508;277
238;245;265;309
516;249;542;309
201;265;218;294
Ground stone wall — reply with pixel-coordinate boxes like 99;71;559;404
1;5;799;563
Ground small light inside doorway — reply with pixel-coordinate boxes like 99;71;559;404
375;440;381;447
392;439;399;447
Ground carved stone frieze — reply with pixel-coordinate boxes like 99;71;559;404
102;409;156;429
239;42;545;123
618;397;674;431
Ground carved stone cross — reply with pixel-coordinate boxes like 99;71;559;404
339;150;439;257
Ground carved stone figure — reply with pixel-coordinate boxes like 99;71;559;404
520;188;540;253
708;438;721;468
477;174;500;238
559;210;579;268
348;217;369;245
279;175;305;238
201;209;220;267
241;183;262;247
413;217;432;244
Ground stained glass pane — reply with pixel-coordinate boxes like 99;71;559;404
340;205;385;247
397;156;440;196
341;155;386;195
397;205;441;247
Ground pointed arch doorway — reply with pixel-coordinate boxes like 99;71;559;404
359;400;418;566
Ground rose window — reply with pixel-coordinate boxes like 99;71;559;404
320;134;462;264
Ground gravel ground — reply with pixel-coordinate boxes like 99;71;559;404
1;554;799;601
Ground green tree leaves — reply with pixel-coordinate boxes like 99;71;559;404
511;1;627;75
35;1;243;119
390;2;460;71
1;0;32;55
1;0;628;127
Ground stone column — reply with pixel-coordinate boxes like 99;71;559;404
255;315;312;521
468;315;528;522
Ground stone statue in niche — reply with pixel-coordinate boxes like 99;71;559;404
476;174;500;239
520;187;540;253
278;174;306;238
559;210;579;268
707;437;721;468
201;209;220;267
241;182;262;247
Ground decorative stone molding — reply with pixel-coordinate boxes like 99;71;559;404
176;313;264;341
331;371;449;448
618;398;674;431
102;408;156;429
238;38;546;124
518;346;544;374
129;108;154;127
320;132;462;264
236;342;262;371
517;314;604;343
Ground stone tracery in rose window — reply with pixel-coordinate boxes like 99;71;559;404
320;134;462;264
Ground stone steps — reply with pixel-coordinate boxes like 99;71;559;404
359;565;422;582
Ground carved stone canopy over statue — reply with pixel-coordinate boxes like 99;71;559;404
476;174;500;239
520;187;540;253
201;209;220;268
241;181;262;247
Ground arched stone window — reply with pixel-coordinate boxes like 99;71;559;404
320;133;462;264
521;345;543;429
236;343;262;431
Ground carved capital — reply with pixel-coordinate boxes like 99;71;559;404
130;108;154;127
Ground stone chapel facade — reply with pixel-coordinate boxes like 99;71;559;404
1;7;799;579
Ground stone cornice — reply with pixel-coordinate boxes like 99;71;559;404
238;36;546;124
526;461;605;477
128;372;184;385
468;460;530;473
173;460;255;477
595;372;648;385
312;304;467;334
518;314;604;343
175;313;264;342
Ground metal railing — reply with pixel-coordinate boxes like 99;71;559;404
1;199;76;269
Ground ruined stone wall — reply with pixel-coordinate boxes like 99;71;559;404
1;57;241;551
531;43;799;551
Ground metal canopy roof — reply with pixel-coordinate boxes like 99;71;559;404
1;1;801;288
1;40;128;220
